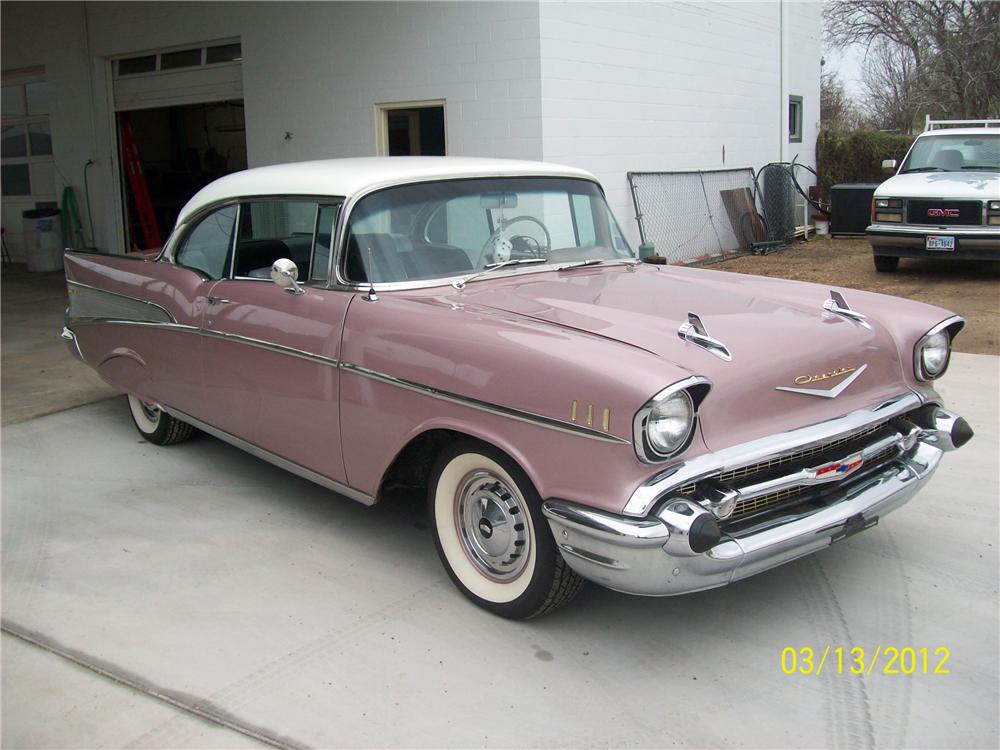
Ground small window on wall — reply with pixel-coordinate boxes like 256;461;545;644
789;95;803;143
1;80;55;201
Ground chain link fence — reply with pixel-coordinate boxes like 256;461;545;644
627;166;802;264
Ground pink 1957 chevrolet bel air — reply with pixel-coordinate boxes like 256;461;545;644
63;157;972;618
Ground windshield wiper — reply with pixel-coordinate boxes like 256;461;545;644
901;166;945;173
451;257;547;289
960;165;999;171
557;258;641;271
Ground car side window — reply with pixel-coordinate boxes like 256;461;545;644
234;200;318;280
176;205;237;280
311;204;339;282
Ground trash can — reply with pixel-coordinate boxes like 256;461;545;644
22;208;64;272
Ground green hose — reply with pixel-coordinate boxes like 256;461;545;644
61;186;87;250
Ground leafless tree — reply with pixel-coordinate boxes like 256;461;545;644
825;1;1000;131
820;70;864;130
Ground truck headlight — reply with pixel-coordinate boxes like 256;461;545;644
633;378;711;463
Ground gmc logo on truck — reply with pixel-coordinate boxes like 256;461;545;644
928;208;960;218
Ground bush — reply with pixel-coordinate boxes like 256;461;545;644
816;129;915;202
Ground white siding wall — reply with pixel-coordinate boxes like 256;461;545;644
0;1;543;256
537;1;821;244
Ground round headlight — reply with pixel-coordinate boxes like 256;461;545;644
919;330;950;378
647;390;694;456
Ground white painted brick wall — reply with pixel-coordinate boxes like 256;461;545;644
1;1;819;257
1;1;544;255
538;1;821;245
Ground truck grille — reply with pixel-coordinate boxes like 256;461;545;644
906;200;982;226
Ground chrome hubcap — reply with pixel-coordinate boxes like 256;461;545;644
139;400;160;423
455;470;529;581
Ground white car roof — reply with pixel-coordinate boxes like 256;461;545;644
177;157;599;225
918;127;1000;137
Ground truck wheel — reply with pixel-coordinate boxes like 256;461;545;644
428;439;584;619
127;395;196;446
873;255;899;272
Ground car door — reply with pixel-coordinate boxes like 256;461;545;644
199;199;352;484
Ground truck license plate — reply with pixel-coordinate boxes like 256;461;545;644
926;235;955;251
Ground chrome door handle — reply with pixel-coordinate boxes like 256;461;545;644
207;296;231;305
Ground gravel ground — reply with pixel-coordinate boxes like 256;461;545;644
715;236;999;355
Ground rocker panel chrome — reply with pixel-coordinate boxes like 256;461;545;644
162;406;375;506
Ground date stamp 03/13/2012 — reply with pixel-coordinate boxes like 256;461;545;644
781;646;951;676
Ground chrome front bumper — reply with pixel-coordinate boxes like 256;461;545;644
542;437;949;597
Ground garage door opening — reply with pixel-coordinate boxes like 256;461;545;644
117;100;247;251
376;101;446;157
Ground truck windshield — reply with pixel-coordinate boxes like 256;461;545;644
900;133;1000;173
343;177;634;284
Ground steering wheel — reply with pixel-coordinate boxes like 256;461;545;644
479;216;552;267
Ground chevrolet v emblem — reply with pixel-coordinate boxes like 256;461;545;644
775;364;867;398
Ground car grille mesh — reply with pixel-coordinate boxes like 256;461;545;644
718;420;890;485
728;443;901;522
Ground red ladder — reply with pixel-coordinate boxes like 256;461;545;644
118;112;162;251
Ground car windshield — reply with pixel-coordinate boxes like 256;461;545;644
900;133;1000;173
342;177;634;284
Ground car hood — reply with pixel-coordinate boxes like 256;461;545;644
876;171;999;199
459;264;912;451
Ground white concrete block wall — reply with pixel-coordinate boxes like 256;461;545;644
1;1;819;257
537;1;821;245
1;1;543;256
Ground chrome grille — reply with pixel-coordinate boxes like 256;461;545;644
728;443;901;522
718;420;889;485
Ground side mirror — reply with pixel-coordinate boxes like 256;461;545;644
638;242;656;260
881;159;898;172
271;258;304;294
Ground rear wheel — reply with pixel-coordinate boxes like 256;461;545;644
127;395;196;445
428;439;584;619
873;254;899;272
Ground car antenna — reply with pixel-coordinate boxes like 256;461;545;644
362;247;378;302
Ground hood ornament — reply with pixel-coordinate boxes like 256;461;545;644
823;290;872;330
776;364;868;398
678;312;732;362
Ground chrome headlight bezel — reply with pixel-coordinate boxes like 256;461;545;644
633;377;712;463
913;316;965;381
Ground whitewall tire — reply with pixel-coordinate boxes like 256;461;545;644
429;439;584;618
127;395;197;446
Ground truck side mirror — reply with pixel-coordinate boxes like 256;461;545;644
881;159;898;172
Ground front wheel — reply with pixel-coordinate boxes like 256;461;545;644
127;395;197;445
429;439;584;619
873;254;899;272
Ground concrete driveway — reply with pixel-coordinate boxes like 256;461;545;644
2;354;997;749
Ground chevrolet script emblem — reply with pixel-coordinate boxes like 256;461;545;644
775;364;867;398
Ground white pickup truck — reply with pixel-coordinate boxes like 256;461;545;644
867;118;1000;272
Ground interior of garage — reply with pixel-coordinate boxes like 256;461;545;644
118;100;247;251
